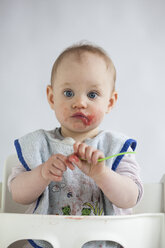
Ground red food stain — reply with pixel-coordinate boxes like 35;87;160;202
69;154;79;163
65;216;83;220
81;114;95;126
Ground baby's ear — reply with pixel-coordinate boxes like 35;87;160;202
46;85;55;109
106;91;118;113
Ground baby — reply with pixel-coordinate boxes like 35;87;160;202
8;42;143;248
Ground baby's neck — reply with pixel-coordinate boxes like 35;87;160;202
60;127;99;142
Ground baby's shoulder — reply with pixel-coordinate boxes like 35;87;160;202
94;129;136;154
17;128;56;142
97;129;130;142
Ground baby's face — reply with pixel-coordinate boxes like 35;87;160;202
47;52;117;137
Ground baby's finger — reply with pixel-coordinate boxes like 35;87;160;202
53;154;74;171
48;172;63;182
68;154;82;170
85;146;96;164
91;150;104;165
73;141;81;154
54;154;68;163
77;143;88;160
42;164;62;182
65;158;75;170
52;158;67;172
50;166;63;177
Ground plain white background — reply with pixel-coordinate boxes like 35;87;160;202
0;0;165;183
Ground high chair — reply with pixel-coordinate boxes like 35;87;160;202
0;154;165;248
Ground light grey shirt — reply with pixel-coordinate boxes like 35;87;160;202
8;128;143;248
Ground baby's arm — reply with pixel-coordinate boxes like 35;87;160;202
10;154;74;205
94;166;139;209
68;142;139;209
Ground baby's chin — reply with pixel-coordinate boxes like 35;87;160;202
70;122;96;131
60;118;100;134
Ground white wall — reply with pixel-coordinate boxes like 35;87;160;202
0;0;165;183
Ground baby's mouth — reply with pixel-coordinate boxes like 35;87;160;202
71;112;94;126
72;112;88;120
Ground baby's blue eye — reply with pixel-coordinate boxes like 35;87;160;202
87;91;98;99
64;90;74;98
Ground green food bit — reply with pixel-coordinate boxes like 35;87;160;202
62;205;71;215
82;208;91;216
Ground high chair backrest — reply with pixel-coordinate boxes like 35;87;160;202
0;213;164;248
1;154;30;213
0;182;2;211
133;178;165;214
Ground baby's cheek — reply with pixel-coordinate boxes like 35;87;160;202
87;109;104;126
58;105;69;121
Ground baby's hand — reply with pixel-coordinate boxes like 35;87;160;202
41;154;74;182
68;142;106;180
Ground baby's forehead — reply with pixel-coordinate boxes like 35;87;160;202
58;51;108;69
51;50;116;90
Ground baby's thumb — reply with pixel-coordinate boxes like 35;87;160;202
68;154;82;169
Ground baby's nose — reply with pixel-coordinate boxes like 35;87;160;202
72;97;87;109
